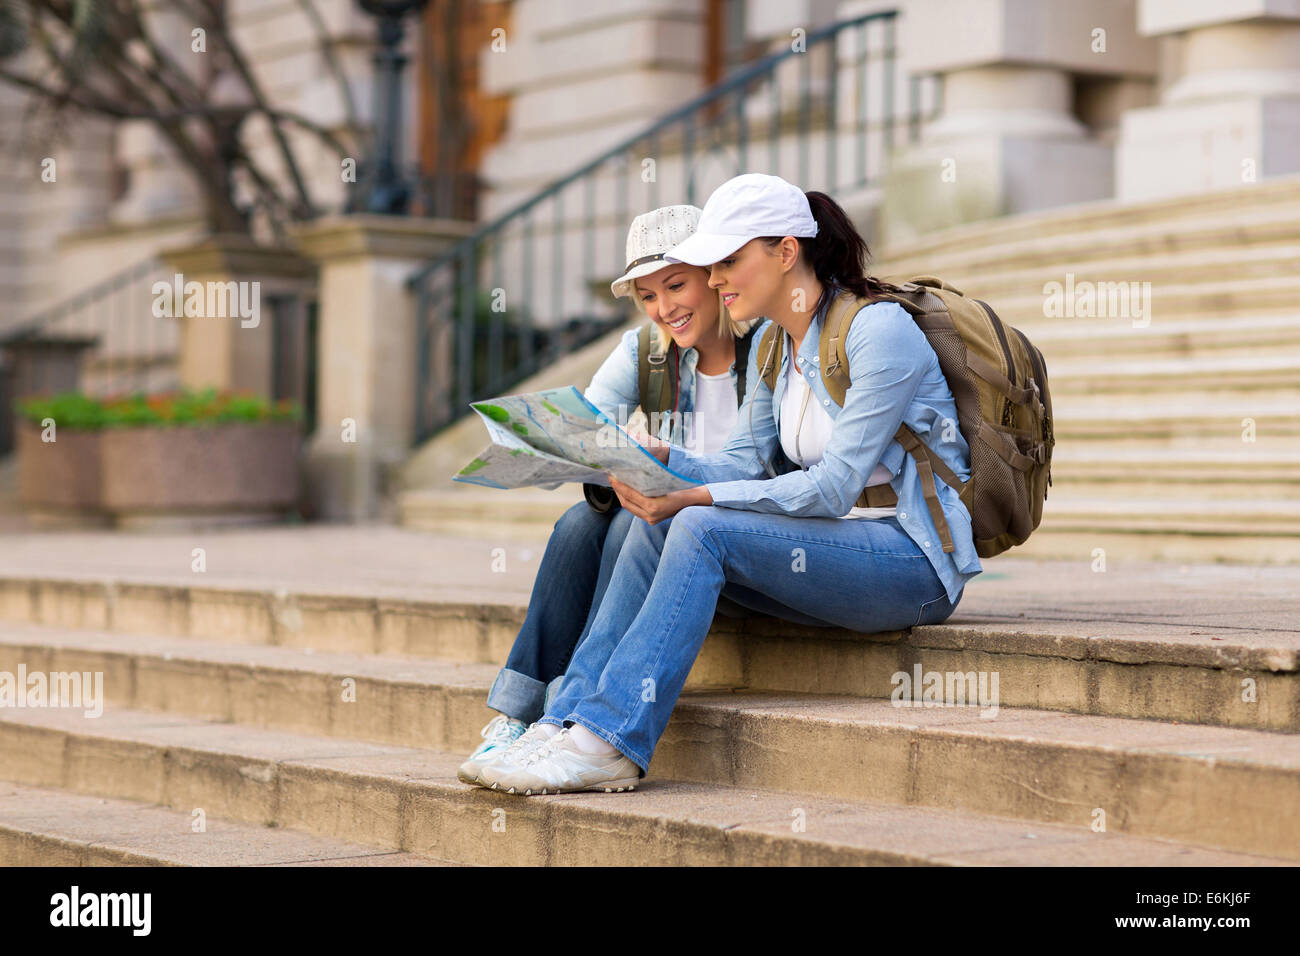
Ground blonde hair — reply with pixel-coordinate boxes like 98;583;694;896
629;275;746;353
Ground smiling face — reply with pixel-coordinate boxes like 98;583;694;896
632;265;722;350
703;238;793;323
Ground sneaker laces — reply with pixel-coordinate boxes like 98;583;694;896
500;723;551;760
522;728;570;765
480;715;524;747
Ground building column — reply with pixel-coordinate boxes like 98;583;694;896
881;0;1156;243
1117;0;1300;199
158;235;316;397
291;214;472;521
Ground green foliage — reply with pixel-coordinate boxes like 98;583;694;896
14;392;106;429
14;388;302;431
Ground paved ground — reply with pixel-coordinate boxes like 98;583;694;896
0;521;1295;649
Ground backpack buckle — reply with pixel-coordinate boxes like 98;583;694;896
647;352;666;366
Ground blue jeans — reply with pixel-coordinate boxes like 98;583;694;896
539;507;963;773
485;501;637;722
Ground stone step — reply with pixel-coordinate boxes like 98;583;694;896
423;509;1300;564
1038;494;1300;532
0;621;1294;853
398;487;573;538
420;468;1300;512
1051;400;1300;441
0;618;1295;744
1054;387;1299;409
882;212;1300;282
970;276;1300;327
397;465;1300;564
1;570;1295;731
887;241;1300;306
1017;495;1300;563
1016;314;1300;362
1003;529;1300;564
0;704;1288;865
396;481;1300;562
1047;480;1300;502
1053;445;1300;469
880;175;1300;267
1043;352;1300;396
0;781;451;866
1046;448;1300;499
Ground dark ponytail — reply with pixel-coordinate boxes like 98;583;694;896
762;190;899;316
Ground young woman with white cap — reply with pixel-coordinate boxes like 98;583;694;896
458;204;763;784
475;173;984;795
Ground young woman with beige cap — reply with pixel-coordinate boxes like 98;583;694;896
475;173;983;796
458;204;763;784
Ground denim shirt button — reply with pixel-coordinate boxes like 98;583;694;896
900;511;908;519
822;398;829;405
924;540;932;548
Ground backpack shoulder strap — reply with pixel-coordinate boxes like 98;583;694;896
733;325;754;408
820;289;871;407
636;323;671;417
757;321;783;393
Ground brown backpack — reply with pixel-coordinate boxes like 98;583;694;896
755;277;1054;558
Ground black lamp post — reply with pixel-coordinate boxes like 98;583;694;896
354;0;429;214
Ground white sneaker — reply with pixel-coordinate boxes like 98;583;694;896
456;714;527;785
481;727;641;796
462;721;554;787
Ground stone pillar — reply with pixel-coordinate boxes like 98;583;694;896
1117;0;1300;199
159;235;316;397
291;215;473;521
881;0;1156;243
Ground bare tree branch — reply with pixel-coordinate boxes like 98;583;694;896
0;0;361;234
292;0;361;139
0;62;130;115
181;0;316;218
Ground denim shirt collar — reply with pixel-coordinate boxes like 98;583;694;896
771;291;834;417
677;339;743;400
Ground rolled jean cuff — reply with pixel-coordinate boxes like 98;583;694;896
485;667;547;723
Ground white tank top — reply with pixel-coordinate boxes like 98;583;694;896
779;339;896;519
686;368;739;456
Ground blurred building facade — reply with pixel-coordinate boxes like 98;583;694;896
0;0;1298;548
5;0;1299;322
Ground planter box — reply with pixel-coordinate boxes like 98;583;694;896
99;421;301;515
16;421;103;512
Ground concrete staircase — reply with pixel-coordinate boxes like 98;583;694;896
399;174;1300;564
0;570;1295;865
877;174;1300;564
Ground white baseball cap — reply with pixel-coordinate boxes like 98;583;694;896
664;173;818;267
610;204;702;299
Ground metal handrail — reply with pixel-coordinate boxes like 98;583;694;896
2;258;161;342
0;257;176;403
408;9;934;443
408;10;897;288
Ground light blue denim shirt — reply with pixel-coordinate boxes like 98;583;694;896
666;297;983;605
585;325;746;445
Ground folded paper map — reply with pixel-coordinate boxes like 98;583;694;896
453;386;700;496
